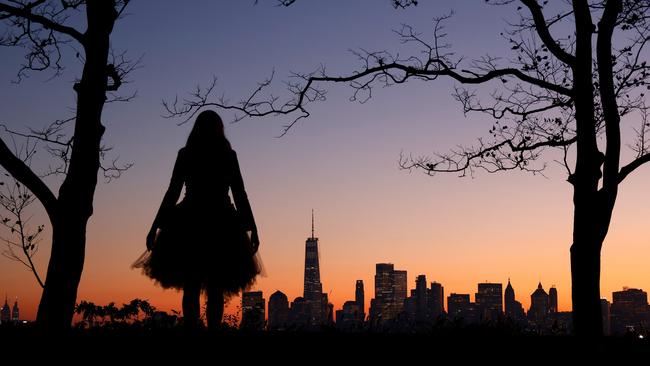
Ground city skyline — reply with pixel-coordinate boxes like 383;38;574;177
1;0;650;325
2;210;647;321
243;269;649;335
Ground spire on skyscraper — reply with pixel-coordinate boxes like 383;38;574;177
311;209;315;239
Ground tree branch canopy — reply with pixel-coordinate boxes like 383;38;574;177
0;1;85;44
597;0;623;191
0;137;58;220
618;153;650;183
519;0;576;66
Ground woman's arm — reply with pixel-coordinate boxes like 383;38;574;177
147;149;185;249
229;149;259;250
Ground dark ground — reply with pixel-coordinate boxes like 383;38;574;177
1;327;648;364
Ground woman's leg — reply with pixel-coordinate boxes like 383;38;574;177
206;284;224;330
183;279;202;328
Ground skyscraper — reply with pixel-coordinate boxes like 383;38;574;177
0;295;10;324
370;263;408;323
601;298;611;336
393;270;408;316
373;263;395;322
475;282;503;321
448;293;475;322
415;275;428;321
528;282;550;325
610;287;650;335
504;279;524;321
268;290;289;330
303;210;324;325
428;282;445;318
549;286;558;314
241;291;265;330
288;297;309;328
11;298;18;322
336;301;362;331
355;280;365;321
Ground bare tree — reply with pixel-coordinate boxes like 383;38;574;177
0;0;134;329
0;137;45;288
166;0;650;336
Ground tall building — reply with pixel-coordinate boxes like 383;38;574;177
601;298;611;336
405;289;417;320
447;293;472;321
303;210;324;325
355;280;365;321
288;297;309;328
504;279;524;321
428;282;445;318
241;291;265;330
393;270;408;316
322;293;334;326
370;263;407;323
610;287;650;335
11;298;18;322
528;282;550;325
268;290;289;330
336;301;363;331
415;275;428;321
549;286;558;314
475;282;502;322
0;295;10;324
373;263;395;322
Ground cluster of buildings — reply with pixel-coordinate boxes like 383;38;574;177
0;296;19;325
239;214;650;335
3;215;648;335
602;288;650;335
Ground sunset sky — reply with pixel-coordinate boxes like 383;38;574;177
1;0;649;321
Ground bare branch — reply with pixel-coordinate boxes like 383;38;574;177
0;137;46;288
618;152;650;183
519;0;576;66
0;1;84;43
0;136;57;219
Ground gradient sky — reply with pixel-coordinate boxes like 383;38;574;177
1;0;649;320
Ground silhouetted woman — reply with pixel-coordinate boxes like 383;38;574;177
135;110;261;329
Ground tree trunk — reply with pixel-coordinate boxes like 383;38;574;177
35;219;87;328
570;187;614;337
570;238;603;337
35;1;115;330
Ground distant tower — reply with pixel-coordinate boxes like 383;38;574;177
268;290;289;330
529;282;550;324
392;270;407;316
0;295;10;324
11;297;19;322
475;282;503;322
504;279;524;321
303;210;324;325
428;281;445;317
600;298;611;336
549;286;558;313
611;287;649;335
447;293;471;320
415;275;428;321
355;280;365;321
504;279;515;315
373;263;395;322
241;291;265;330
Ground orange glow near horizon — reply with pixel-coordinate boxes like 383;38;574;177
3;160;650;321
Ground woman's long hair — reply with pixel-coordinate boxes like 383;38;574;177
185;110;231;152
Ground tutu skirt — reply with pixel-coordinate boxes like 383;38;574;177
133;199;262;298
